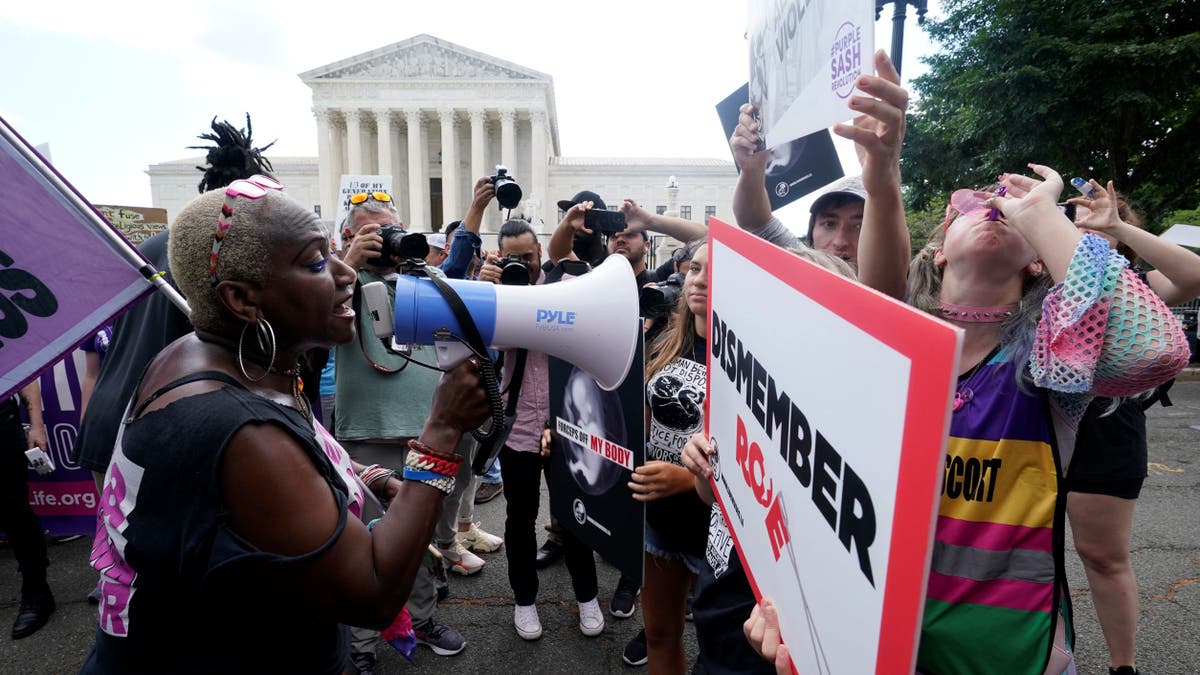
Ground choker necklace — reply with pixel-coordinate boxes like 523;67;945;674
939;302;1018;323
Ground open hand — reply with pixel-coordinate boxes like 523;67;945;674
986;164;1066;231
1067;179;1124;233
835;49;907;196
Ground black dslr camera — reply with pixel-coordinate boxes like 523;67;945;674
499;254;531;286
489;165;522;210
370;226;429;267
639;273;685;319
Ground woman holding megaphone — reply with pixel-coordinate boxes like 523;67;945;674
81;178;490;673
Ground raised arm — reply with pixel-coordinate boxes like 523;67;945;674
994;166;1189;397
620;199;707;241
1068;179;1200;305
442;177;492;279
730;104;774;233
834;50;910;299
547;202;593;263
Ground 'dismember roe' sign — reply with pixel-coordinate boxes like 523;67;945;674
705;218;961;674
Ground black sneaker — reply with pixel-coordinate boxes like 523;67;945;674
534;538;564;569
610;575;640;619
350;652;376;675
1109;668;1139;675
414;619;466;656
622;628;648;666
684;589;694;622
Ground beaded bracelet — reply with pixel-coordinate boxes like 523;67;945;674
405;440;463;477
401;466;456;495
358;464;397;500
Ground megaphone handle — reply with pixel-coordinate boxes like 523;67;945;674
419;271;507;446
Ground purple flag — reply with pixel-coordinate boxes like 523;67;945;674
0;116;154;401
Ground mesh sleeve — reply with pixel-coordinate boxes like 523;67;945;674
1030;234;1189;398
1091;267;1191;396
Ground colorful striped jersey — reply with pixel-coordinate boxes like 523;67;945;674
918;347;1068;675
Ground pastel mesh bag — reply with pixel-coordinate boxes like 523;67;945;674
1030;233;1189;401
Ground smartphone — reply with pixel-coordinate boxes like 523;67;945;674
584;209;627;234
1057;202;1077;222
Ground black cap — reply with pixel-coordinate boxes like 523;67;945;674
557;190;606;212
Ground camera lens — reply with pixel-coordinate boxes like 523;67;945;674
494;178;522;210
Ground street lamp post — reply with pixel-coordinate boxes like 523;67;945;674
875;0;929;77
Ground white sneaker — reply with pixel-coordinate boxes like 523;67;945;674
458;522;503;554
437;540;485;576
578;597;605;637
514;604;542;640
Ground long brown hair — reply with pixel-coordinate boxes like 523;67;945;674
646;240;706;381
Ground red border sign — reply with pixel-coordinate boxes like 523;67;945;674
705;218;961;673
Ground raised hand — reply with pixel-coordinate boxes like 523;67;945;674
730;103;771;174
1067;179;1124;233
834;49;907;196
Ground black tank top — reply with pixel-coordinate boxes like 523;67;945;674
82;371;350;674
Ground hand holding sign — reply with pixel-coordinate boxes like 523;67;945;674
628;461;694;502
744;599;794;675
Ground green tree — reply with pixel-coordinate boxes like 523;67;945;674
902;0;1200;225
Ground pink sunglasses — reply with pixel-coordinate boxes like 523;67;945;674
209;175;284;285
942;187;1005;234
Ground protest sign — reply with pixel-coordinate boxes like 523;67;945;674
10;347;101;537
0;116;156;402
95;205;170;247
548;337;646;585
748;0;876;149
334;174;394;249
716;82;844;211
705;217;961;673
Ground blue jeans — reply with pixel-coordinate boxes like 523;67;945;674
481;454;502;484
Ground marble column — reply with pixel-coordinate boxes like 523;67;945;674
469;108;486;185
499;107;516;176
530;110;548;231
344;109;363;174
405;109;426;231
374;108;394;193
439;108;459;228
313;108;334;221
330;110;345;198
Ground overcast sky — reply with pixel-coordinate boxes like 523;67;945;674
0;1;940;230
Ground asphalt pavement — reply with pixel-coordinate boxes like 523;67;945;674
3;382;1198;674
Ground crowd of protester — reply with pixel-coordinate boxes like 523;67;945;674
3;47;1198;675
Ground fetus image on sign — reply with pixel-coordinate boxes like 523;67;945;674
561;367;627;495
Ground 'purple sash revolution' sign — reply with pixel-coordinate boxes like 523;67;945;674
0;116;153;401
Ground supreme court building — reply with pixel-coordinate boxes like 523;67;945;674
147;34;738;234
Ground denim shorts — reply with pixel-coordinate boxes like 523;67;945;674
645;521;705;575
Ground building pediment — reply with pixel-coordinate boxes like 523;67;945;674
299;34;548;83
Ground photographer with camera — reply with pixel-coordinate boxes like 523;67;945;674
477;219;605;642
334;192;475;668
549;192;707;288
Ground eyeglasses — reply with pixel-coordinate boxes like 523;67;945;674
349;191;392;205
209;175;284;285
